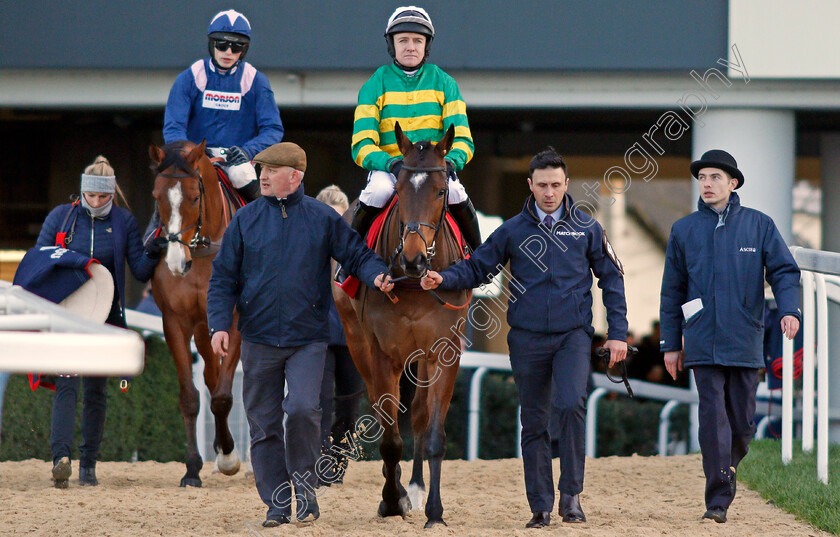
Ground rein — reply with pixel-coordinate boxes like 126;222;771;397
596;345;638;398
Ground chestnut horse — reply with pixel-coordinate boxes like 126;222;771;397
334;124;470;527
149;140;242;486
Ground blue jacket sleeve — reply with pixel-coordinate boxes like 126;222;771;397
207;215;244;333
123;212;158;283
763;220;802;320
588;224;628;342
439;226;509;290
35;206;68;247
241;72;284;158
163;70;196;144
328;214;388;288
659;227;688;352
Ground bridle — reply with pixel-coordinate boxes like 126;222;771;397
157;166;217;256
382;163;471;311
386;163;449;284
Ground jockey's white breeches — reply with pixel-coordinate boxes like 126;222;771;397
358;170;469;208
208;147;257;188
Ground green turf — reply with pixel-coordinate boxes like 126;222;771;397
738;439;840;535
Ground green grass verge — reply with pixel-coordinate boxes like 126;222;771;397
739;438;840;535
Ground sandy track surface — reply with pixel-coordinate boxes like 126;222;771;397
0;454;826;536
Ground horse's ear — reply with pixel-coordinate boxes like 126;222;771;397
435;124;455;158
186;140;208;165
395;122;413;156
149;144;165;165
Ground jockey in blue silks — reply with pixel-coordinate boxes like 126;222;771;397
146;9;283;251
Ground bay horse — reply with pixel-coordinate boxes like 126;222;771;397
334;124;470;527
149;140;242;486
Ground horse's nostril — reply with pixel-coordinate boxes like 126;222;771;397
184;260;192;273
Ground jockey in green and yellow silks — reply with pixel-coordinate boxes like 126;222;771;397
350;6;481;251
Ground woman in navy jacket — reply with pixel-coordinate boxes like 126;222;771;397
36;156;157;488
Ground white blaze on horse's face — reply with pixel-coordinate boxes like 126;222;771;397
165;182;188;275
410;172;427;192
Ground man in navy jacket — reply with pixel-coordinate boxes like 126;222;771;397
422;148;628;528
207;142;392;527
660;149;801;523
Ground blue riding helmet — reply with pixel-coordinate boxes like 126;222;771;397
207;9;251;67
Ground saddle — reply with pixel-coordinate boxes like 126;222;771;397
213;164;247;212
337;196;466;299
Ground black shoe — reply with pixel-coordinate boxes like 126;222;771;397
52;457;71;489
79;466;98;486
236;181;262;203
525;511;550;528
295;495;320;522
449;199;482;252
703;507;727;523
560;493;586;523
262;515;291;527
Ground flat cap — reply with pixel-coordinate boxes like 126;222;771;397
253;142;307;172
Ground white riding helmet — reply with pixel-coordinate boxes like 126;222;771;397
384;6;435;68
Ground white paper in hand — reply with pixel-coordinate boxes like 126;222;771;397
681;298;703;321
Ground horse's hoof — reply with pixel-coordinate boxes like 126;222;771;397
377;498;410;519
180;477;202;488
216;450;240;476
399;495;411;518
424;519;447;529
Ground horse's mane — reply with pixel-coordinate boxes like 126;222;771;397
152;140;197;176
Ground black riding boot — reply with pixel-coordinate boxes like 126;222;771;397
449;199;482;252
236;181;262;203
336;202;381;283
351;201;381;240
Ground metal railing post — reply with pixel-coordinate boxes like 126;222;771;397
585;387;608;458
658;400;680;455
467;367;489;461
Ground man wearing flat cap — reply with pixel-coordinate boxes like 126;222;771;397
208;142;394;527
659;149;801;523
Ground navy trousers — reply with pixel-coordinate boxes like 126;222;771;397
240;340;327;518
693;365;759;510
508;327;592;513
50;375;107;467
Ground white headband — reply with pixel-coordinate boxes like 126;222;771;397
80;174;116;194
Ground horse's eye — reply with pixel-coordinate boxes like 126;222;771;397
193;196;200;205
438;189;446;198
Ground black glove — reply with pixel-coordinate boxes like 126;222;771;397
226;146;250;166
389;159;403;178
445;160;455;179
144;236;168;259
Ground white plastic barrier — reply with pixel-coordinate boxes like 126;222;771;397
0;285;145;376
784;246;840;485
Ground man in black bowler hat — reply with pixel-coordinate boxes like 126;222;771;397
660;149;801;523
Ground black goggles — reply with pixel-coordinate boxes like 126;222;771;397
213;40;246;53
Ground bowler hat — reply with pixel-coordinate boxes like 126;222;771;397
690;149;744;189
253;142;307;172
